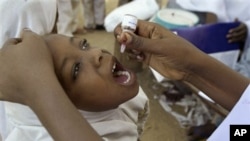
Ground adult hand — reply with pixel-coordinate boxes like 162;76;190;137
114;20;204;81
114;20;250;110
0;29;54;105
227;20;247;43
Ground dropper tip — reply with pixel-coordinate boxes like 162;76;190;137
120;44;126;53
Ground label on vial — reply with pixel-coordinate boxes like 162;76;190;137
121;15;138;31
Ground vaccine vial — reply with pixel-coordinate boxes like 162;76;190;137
120;14;138;53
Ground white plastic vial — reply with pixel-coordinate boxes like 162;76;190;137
120;14;138;53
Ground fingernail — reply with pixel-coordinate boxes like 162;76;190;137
136;55;143;61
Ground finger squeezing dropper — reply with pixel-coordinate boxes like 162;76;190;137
120;14;138;53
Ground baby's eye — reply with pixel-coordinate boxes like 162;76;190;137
79;39;89;50
72;62;81;80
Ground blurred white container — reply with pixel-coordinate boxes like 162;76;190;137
150;8;199;29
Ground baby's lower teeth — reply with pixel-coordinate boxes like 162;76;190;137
117;71;131;84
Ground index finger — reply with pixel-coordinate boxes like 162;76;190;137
135;20;168;39
114;20;170;39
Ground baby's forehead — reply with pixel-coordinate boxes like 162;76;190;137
44;34;75;47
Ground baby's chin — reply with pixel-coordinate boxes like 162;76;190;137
123;83;140;100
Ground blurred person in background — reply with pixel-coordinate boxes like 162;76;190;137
81;0;106;30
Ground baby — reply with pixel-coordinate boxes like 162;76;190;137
2;34;149;141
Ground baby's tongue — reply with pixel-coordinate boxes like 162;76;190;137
114;71;130;84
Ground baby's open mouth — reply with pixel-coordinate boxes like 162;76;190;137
112;60;132;85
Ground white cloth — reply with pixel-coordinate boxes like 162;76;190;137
104;0;159;32
208;84;250;141
0;0;57;47
3;87;149;141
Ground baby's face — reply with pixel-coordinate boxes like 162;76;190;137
44;34;139;111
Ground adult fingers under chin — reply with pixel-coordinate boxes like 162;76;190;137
130;53;150;66
127;52;144;62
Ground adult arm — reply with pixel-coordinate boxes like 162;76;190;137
114;20;250;111
0;29;102;141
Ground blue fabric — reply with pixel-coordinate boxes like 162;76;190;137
172;22;241;54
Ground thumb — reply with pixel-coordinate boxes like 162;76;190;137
118;31;163;54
